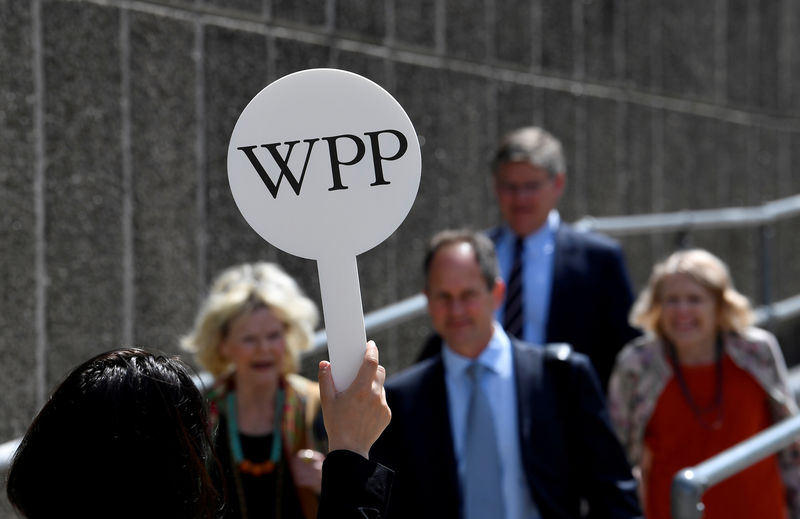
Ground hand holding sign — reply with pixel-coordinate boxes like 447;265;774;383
227;69;421;389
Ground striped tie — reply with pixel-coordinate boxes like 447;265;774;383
503;237;524;339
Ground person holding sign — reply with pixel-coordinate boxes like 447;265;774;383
6;348;222;519
317;340;394;518
181;262;326;519
6;345;394;519
370;229;642;519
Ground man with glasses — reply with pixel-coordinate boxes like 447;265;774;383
489;126;639;390
420;126;639;391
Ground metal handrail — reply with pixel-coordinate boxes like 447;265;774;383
0;438;21;472
310;293;427;350
753;293;800;325
0;297;430;473
671;414;800;519
5;193;800;473
5;291;800;474
305;193;800;352
309;194;800;353
574;193;800;235
303;288;800;353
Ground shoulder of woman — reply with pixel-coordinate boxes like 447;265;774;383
727;328;793;390
615;334;662;371
738;326;778;343
205;379;224;401
728;327;781;357
204;380;231;431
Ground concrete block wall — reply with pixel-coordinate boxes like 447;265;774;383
1;0;799;512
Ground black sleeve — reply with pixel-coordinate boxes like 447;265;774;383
414;333;442;363
318;450;395;519
566;353;643;519
594;243;641;391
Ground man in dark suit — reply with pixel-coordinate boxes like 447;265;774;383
371;230;641;519
491;126;639;390
421;126;639;390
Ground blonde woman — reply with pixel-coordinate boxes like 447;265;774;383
182;262;325;519
609;249;800;519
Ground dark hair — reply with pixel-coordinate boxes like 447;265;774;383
6;348;221;519
423;229;499;290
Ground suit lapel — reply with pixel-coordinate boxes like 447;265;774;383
547;225;574;342
512;340;558;513
513;341;540;477
416;357;462;511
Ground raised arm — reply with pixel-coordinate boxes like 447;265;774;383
317;341;394;519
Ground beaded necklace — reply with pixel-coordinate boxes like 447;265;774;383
665;334;725;431
226;389;284;476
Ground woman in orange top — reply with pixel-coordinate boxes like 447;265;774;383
609;249;800;519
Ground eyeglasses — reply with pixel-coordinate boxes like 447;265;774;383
495;178;552;196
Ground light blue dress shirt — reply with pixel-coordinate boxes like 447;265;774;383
442;323;540;519
494;210;559;345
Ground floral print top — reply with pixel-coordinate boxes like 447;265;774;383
608;327;800;517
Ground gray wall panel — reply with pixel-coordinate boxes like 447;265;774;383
273;37;332;78
204;26;271;285
583;97;619;216
129;13;199;352
0;0;38;444
540;89;578;219
541;0;574;76
661;1;716;100
726;0;751;106
42;2;125;387
661;113;711;211
206;0;262;15
583;0;617;83
438;71;493;229
755;0;780;111
394;0;437;50
494;82;539;137
335;0;386;41
727;0;781;111
272;0;327;27
495;0;534;67
335;50;388;86
445;0;488;62
791;1;800;113
622;0;659;91
620;104;657;215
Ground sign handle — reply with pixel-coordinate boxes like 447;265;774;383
317;254;367;390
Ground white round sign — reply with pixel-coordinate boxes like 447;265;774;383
227;69;422;389
228;68;421;260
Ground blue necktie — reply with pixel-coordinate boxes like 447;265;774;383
503;237;524;339
464;363;505;519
